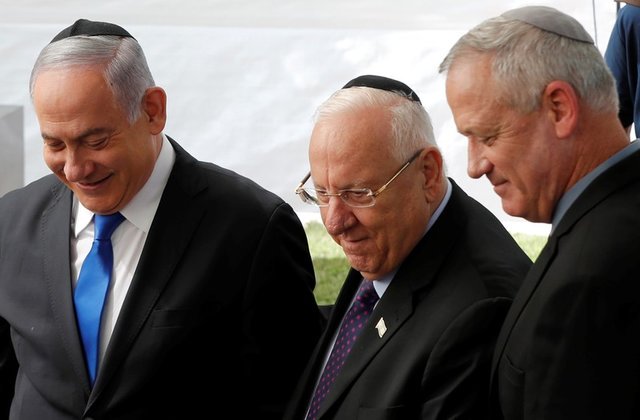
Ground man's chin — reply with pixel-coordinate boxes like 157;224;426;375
502;203;524;219
502;201;543;222
75;195;120;215
345;255;370;272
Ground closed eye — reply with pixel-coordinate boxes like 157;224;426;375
471;134;497;146
44;138;65;151
478;136;496;145
86;137;109;149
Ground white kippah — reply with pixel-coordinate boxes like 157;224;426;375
501;6;594;44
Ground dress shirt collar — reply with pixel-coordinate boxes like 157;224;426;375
73;135;176;236
551;140;640;232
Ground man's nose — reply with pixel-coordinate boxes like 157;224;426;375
467;140;492;179
63;150;92;182
323;196;356;237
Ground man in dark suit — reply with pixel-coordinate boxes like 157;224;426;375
284;75;531;419
440;6;640;419
0;19;323;419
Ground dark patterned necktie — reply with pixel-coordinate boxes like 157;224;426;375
307;280;379;419
74;212;125;385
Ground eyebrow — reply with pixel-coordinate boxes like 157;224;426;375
41;126;113;142
457;125;493;137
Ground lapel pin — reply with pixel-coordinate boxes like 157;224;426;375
375;317;387;338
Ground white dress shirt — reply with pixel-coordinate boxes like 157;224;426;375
71;135;175;365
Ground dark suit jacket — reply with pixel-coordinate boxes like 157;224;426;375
284;180;531;420
0;138;323;419
491;149;640;420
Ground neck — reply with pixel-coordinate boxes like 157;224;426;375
567;112;630;188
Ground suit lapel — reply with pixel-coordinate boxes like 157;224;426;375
317;181;464;418
489;236;556;391
40;183;92;393
88;139;207;404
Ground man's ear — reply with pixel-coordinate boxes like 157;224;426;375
142;87;167;135
543;80;579;139
420;147;444;203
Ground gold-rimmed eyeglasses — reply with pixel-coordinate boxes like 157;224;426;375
294;149;423;208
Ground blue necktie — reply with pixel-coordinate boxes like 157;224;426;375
74;212;124;385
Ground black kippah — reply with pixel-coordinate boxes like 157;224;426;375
50;18;135;43
342;74;421;103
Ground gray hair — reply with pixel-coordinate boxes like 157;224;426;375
314;86;437;163
439;16;618;114
29;35;155;123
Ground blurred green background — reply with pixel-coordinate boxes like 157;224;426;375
304;221;547;305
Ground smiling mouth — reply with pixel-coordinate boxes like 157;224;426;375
491;180;509;195
77;174;112;189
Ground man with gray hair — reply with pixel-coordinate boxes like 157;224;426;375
284;74;530;419
0;18;322;419
440;6;640;419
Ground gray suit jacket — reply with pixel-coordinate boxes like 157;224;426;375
284;180;531;420
0;138;323;419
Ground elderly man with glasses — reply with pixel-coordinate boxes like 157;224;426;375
284;75;531;420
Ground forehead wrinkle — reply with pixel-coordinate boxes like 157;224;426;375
325;138;375;191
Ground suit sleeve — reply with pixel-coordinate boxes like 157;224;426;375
420;297;512;420
240;202;323;419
